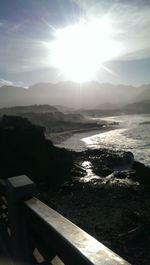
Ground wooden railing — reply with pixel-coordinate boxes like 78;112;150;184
5;175;131;265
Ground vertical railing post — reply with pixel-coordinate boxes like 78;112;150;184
7;175;35;264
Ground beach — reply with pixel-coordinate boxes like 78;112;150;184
46;124;117;147
43;114;150;265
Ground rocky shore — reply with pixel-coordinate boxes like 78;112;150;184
42;148;150;265
0;115;149;265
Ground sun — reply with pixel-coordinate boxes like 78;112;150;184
50;18;122;83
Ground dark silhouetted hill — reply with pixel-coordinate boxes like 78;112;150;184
0;115;73;192
0;104;57;115
0;105;98;133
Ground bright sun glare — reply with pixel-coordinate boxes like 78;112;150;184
51;18;122;82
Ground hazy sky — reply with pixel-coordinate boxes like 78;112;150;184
0;0;150;87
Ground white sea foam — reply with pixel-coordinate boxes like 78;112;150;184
83;114;150;166
57;114;150;166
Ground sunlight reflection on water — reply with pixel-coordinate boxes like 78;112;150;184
80;160;139;186
80;161;100;182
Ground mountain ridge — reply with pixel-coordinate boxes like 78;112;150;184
0;82;150;108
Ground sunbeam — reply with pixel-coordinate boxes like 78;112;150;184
50;17;123;82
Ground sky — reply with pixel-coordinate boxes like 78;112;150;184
0;0;150;87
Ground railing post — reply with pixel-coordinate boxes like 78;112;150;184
7;175;36;264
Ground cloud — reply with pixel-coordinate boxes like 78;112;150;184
72;0;150;61
0;19;21;32
0;21;4;27
109;2;150;60
0;17;56;74
0;78;27;88
0;33;53;73
0;78;14;87
0;0;150;78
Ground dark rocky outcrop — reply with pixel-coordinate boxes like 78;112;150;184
50;149;150;265
0;115;73;192
132;161;150;190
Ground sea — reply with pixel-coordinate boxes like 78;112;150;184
57;114;150;167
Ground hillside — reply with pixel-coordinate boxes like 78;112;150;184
79;99;150;117
0;85;27;107
136;86;150;102
123;100;150;113
0;105;101;134
0;115;73;192
0;104;57;115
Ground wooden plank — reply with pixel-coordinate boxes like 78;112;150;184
25;197;131;265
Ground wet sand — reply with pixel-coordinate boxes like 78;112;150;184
46;125;117;150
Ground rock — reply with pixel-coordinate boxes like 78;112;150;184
102;241;112;248
122;151;134;166
0;115;74;192
132;161;150;189
113;171;128;179
93;166;113;177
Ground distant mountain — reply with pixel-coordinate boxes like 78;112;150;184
0;85;27;107
97;102;119;110
123;100;150;113
0;104;57;115
54;105;75;113
136;86;150;102
0;82;150;109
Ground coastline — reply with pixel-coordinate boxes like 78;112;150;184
46;146;150;265
43;117;150;264
45;125;118;145
42;115;150;264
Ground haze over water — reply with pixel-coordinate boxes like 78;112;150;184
58;114;150;166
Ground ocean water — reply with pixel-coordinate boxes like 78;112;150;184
57;114;150;166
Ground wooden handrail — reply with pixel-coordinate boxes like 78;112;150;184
7;176;131;265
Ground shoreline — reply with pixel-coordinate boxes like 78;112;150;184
46;147;150;265
45;125;118;145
